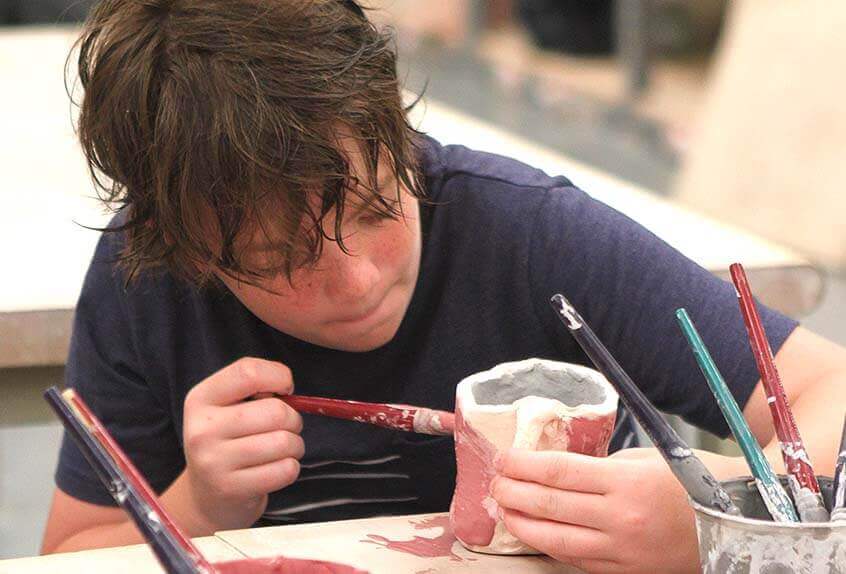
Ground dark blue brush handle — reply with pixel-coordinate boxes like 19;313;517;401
549;295;741;515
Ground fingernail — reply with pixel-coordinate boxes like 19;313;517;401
496;505;506;521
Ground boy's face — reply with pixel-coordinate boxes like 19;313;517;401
218;140;422;352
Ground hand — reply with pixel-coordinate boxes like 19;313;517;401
181;357;304;531
490;447;741;573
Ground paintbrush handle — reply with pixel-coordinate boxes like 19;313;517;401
730;264;828;521
831;415;846;521
550;295;741;515
676;308;798;522
44;388;208;574
278;395;455;436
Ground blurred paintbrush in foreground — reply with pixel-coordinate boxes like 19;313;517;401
44;386;365;574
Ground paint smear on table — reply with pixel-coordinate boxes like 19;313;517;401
362;515;472;562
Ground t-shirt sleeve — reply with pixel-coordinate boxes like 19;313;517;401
528;186;800;438
55;232;185;505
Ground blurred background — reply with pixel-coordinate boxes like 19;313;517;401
1;0;844;559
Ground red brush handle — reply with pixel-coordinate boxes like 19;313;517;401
730;263;821;495
282;395;416;431
277;395;454;436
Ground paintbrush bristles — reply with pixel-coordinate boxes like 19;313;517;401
730;263;829;522
676;308;798;522
549;294;741;516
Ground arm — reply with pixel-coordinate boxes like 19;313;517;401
491;326;846;573
42;473;212;553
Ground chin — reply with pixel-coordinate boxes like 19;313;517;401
326;318;402;352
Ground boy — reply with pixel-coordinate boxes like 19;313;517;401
42;1;846;572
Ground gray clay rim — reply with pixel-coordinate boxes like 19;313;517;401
471;361;607;407
689;476;845;532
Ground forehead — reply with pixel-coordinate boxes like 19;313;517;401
334;128;389;182
240;141;400;246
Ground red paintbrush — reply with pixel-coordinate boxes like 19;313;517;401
276;395;455;436
730;263;829;522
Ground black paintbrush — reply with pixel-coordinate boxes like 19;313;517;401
549;294;741;515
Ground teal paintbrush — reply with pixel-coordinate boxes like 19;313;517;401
676;308;799;523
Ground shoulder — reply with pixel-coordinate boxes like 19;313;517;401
77;211;194;327
77;213;130;311
418;136;586;234
419;135;574;200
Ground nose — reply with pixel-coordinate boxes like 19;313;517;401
322;246;381;303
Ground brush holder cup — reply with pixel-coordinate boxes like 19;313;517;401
449;358;618;554
691;476;845;573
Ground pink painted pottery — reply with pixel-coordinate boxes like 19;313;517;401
450;358;618;554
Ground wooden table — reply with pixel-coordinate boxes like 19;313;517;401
0;536;243;574
0;26;822;368
0;513;580;573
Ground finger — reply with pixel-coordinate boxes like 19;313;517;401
501;508;613;565
491;476;606;528
220;398;303;438
220;430;305;470
231;458;301;496
199;358;294;406
499;449;613;494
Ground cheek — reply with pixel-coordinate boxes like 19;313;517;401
372;220;417;270
229;277;321;321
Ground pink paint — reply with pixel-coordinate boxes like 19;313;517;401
213;556;367;574
362;515;465;561
565;415;615;456
449;407;499;547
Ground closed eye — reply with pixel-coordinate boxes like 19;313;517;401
358;208;397;226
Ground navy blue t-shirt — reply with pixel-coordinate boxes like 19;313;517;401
55;135;798;524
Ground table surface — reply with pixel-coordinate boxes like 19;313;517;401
0;26;822;367
0;513;581;573
0;536;244;574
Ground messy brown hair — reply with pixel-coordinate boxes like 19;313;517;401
73;0;426;285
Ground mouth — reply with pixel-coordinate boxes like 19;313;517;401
333;295;388;325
